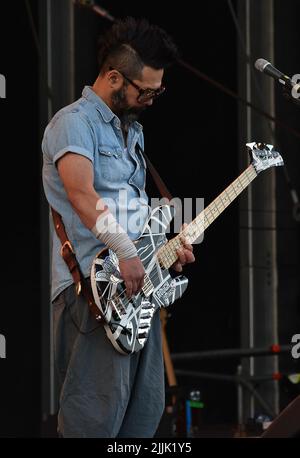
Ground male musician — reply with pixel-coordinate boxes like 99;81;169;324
42;17;195;437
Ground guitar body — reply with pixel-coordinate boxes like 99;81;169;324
90;205;188;355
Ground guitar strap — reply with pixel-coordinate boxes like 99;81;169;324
51;144;174;325
51;207;107;324
136;143;174;201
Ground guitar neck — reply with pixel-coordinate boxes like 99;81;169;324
158;164;257;269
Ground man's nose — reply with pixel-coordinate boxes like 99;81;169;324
144;98;154;106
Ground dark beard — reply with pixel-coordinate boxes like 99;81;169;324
111;86;146;129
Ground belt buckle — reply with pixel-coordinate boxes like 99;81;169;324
60;240;74;257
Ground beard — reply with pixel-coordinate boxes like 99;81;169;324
111;86;146;129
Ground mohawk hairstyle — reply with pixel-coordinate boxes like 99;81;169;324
97;17;179;79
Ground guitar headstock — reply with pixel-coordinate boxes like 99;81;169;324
247;142;284;174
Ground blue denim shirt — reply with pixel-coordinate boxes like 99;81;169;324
42;86;149;301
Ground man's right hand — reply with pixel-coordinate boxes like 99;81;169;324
119;256;145;298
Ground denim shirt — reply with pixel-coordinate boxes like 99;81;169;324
42;86;149;301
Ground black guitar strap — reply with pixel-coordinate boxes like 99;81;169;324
136;143;174;201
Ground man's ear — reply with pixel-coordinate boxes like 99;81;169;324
107;69;121;88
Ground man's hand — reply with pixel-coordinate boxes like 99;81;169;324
172;237;195;273
119;256;145;298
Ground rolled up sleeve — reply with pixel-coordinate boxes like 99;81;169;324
44;111;95;165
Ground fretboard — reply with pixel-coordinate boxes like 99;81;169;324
158;164;257;269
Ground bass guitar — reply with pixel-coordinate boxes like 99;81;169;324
90;142;284;354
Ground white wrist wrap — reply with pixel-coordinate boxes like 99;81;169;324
91;211;137;260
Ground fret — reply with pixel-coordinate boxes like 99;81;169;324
204;218;209;230
164;243;178;265
218;193;226;210
142;273;155;297
205;209;214;224
183;224;200;243
210;203;220;216
222;189;231;206
231;181;238;197
237;176;244;190
219;192;229;209
215;200;223;212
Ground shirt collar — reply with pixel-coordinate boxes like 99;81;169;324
82;86;143;132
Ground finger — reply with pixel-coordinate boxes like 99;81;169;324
183;249;195;263
176;248;187;265
181;223;188;230
137;275;145;293
126;280;133;298
172;261;183;272
182;241;193;252
179;235;187;246
132;280;140;296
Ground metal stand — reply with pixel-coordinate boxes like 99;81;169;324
171;344;294;426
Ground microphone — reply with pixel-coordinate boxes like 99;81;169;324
254;58;296;89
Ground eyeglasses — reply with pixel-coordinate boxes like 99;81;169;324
109;67;165;103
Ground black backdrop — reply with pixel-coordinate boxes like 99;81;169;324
0;0;40;437
0;0;299;437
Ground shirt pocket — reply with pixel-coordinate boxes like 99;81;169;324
98;147;122;182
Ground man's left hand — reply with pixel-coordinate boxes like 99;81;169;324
172;238;195;273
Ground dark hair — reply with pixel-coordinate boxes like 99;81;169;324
97;17;179;79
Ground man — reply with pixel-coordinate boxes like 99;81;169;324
42;17;195;438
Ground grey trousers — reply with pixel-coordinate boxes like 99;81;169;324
53;283;165;438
